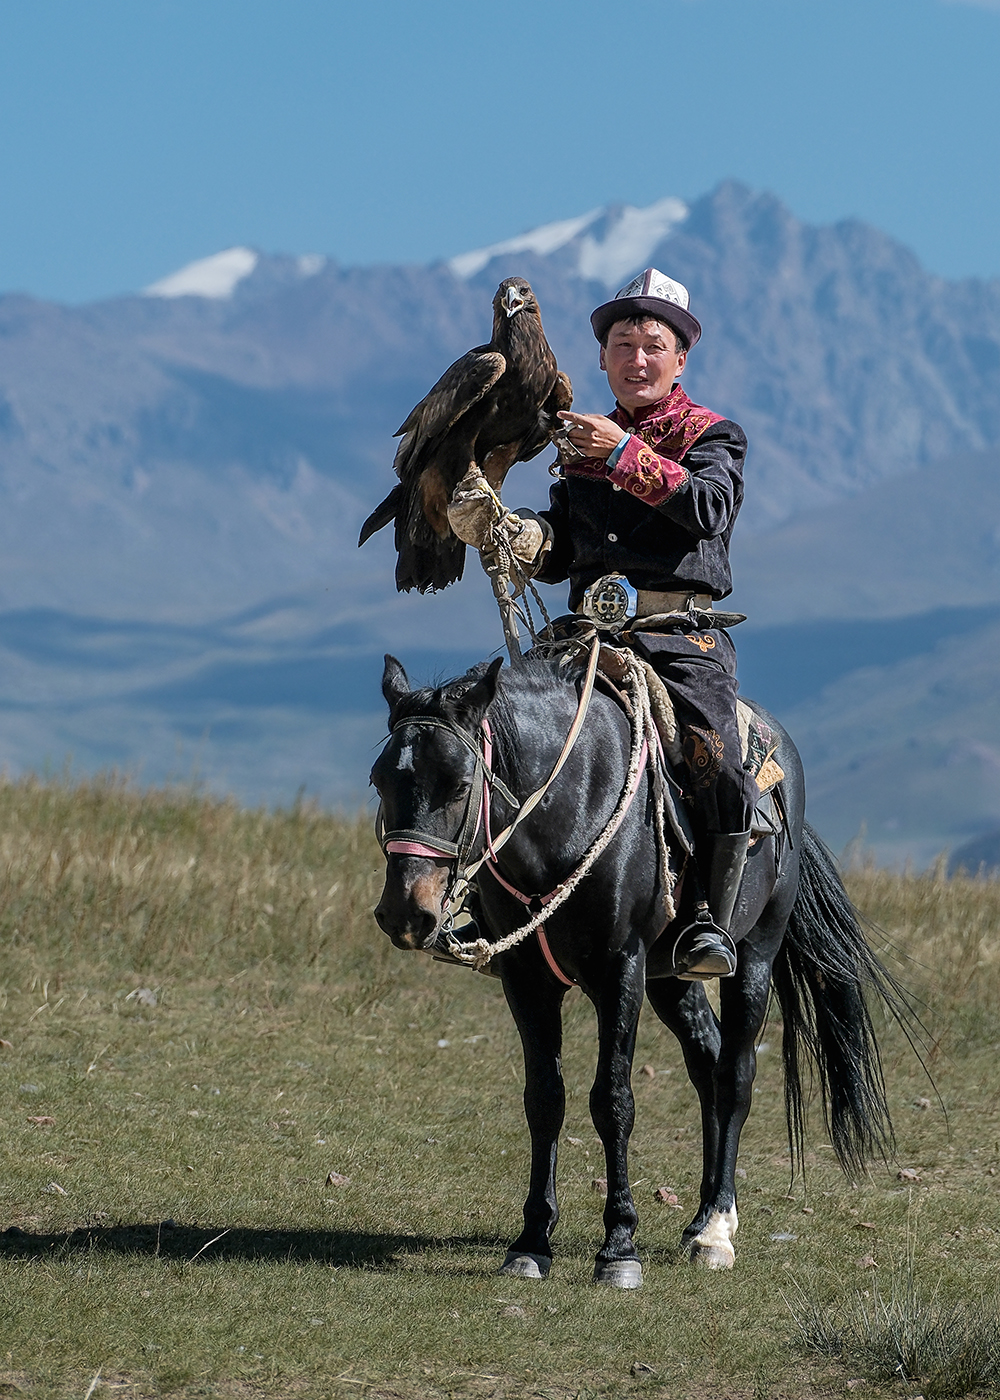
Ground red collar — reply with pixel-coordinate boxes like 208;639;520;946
614;383;689;427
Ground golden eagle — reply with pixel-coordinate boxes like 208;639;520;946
358;277;572;593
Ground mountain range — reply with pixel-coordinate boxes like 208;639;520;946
0;180;998;865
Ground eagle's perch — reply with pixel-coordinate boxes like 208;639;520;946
358;277;572;593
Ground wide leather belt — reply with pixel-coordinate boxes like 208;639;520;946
637;589;713;615
578;573;715;627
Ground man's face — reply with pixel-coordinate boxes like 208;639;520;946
599;319;687;412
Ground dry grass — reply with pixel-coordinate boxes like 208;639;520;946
0;774;998;1398
846;864;1000;1058
0;772;382;980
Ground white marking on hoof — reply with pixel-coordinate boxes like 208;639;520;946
690;1243;735;1270
498;1250;550;1279
593;1259;643;1289
687;1205;738;1270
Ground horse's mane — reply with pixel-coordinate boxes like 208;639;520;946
392;653;585;778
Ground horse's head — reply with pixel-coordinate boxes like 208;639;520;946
370;654;503;950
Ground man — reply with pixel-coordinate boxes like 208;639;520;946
449;269;757;979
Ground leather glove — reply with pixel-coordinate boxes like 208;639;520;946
447;473;499;549
448;475;547;568
504;515;545;566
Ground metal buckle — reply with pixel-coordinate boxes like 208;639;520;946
580;573;638;628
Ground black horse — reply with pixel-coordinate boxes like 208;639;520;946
370;648;899;1285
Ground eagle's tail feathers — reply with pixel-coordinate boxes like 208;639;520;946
358;485;404;547
395;537;466;594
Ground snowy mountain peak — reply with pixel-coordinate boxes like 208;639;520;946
577;198;690;287
144;247;260;300
448;196;689;288
296;253;327;277
448;209;603;280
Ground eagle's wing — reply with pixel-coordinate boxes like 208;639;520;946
517;369;574;462
391;347;506;478
359;348;506;550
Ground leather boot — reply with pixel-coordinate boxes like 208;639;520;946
672;831;751;980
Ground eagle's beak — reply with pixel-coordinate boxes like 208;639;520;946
503;286;526;317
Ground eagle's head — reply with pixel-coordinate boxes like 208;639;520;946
494;277;537;320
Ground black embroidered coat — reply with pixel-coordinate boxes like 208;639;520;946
526;384;747;611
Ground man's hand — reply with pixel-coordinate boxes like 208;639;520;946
447;473;545;567
557;410;627;459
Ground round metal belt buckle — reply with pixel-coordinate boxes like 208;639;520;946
580;573;638;627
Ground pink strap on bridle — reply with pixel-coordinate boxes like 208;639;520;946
481;720;502;864
385;839;454;858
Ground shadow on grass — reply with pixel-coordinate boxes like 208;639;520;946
0;1221;506;1270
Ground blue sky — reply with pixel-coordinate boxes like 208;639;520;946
0;0;998;302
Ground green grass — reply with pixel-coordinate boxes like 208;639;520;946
1;774;1000;1397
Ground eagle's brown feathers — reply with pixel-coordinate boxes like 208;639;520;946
358;278;571;593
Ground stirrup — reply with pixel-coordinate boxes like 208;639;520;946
671;905;737;981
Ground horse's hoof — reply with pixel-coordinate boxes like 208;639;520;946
499;1250;551;1279
593;1259;643;1289
689;1243;735;1270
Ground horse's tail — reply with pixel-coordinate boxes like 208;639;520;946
771;821;909;1176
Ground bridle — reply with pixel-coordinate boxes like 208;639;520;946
375;636;675;982
376;637;602;935
377;714;516;911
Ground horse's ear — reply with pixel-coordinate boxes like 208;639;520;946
382;654;411;711
449;656;503;729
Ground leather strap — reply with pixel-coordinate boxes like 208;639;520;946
636;589;713;614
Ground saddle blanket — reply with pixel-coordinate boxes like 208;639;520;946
736;701;784;795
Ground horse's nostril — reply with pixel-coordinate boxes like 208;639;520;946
374;891;440;950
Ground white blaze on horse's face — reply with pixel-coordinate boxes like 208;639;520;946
371;730;463;951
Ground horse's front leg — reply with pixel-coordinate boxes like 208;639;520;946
589;941;646;1289
499;947;569;1279
682;934;776;1269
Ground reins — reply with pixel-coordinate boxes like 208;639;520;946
379;635;601;916
450;650;675;972
472;734;652;983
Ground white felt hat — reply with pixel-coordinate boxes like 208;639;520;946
591;267;701;348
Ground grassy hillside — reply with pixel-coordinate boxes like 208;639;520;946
1;776;999;1399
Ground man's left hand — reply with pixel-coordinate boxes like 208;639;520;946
557;411;627;459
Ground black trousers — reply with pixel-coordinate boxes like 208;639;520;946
632;627;758;836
